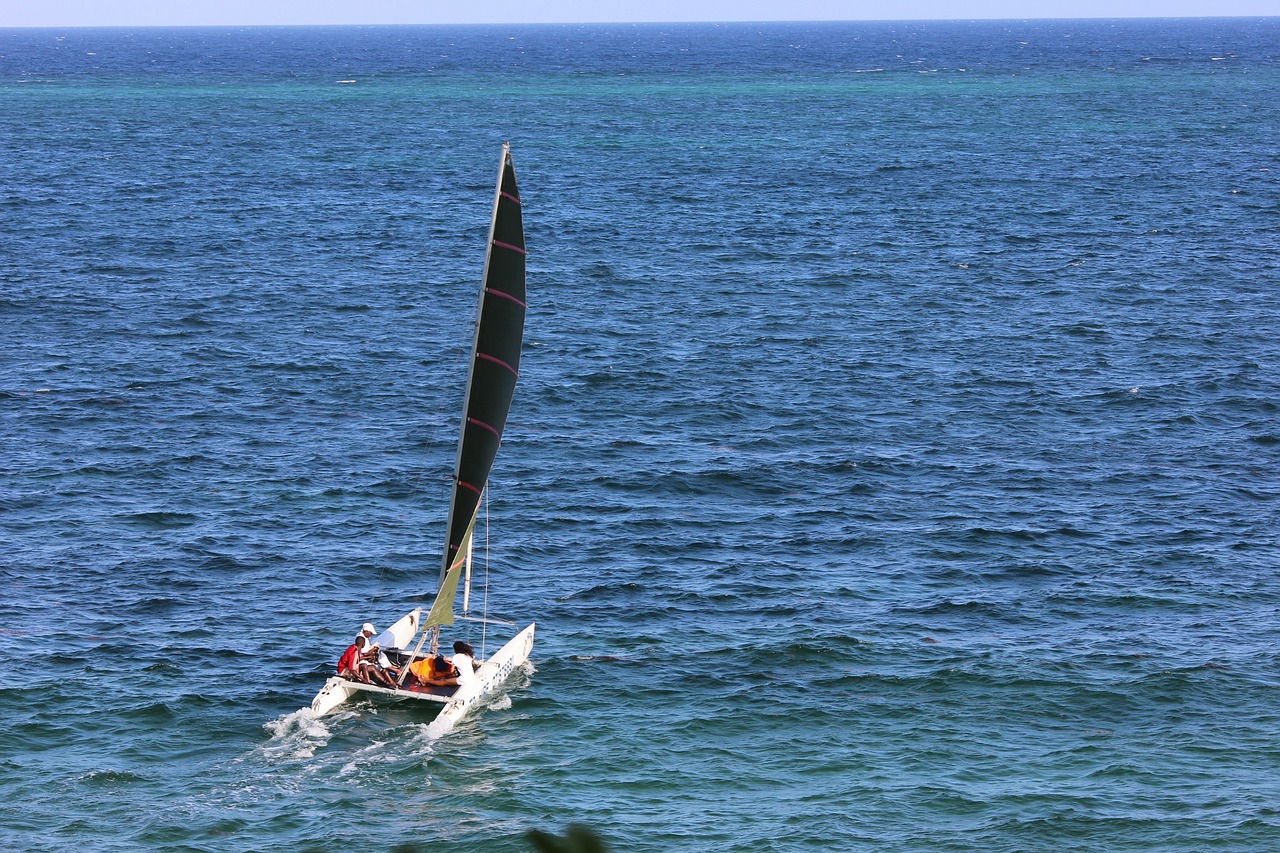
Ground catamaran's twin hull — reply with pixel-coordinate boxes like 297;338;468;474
310;622;536;720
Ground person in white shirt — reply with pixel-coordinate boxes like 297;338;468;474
451;641;478;687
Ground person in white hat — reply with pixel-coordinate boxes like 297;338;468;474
355;621;405;687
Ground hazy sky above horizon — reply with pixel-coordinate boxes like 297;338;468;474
1;1;1275;28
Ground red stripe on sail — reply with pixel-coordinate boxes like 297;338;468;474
457;479;483;496
500;191;521;205
485;286;528;308
476;352;518;377
467;416;501;438
493;239;526;255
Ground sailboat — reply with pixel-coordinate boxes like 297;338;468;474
310;143;535;723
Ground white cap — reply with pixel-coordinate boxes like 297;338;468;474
361;623;376;634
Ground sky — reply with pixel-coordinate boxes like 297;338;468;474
0;0;1274;28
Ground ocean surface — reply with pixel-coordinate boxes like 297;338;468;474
2;17;1279;852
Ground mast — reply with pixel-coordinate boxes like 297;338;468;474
423;143;527;632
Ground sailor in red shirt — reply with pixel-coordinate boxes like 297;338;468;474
337;636;368;681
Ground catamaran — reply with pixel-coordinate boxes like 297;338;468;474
310;143;535;723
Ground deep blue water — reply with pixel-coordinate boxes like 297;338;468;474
2;18;1279;852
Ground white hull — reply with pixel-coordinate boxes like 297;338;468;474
434;622;536;729
310;622;535;721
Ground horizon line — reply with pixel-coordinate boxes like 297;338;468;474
2;14;1277;30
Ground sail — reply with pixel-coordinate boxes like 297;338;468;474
424;144;526;631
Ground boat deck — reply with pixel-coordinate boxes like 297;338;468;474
337;678;458;704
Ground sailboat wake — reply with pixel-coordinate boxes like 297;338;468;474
261;708;333;761
425;712;460;740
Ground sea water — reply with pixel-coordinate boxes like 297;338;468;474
2;18;1279;852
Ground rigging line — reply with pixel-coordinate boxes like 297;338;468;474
482;486;491;660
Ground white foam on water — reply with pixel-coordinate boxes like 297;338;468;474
400;721;448;758
260;708;332;761
338;739;388;776
424;713;457;740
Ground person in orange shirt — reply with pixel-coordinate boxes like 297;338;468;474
408;654;458;688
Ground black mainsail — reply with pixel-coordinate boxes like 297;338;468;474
424;143;526;631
